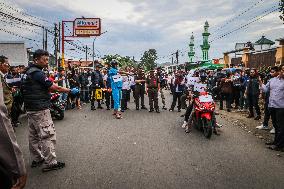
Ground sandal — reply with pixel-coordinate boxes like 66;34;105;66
116;113;122;119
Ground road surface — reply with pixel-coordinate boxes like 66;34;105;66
15;92;284;189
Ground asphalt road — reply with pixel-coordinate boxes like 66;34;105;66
15;92;284;189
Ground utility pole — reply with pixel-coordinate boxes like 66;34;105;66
176;50;179;64
45;28;48;51
54;23;58;68
58;22;61;53
61;21;65;69
92;37;97;69
280;0;284;23
42;27;45;50
86;45;88;62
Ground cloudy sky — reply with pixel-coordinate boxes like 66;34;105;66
0;0;283;63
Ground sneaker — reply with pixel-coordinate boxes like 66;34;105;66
31;159;44;168
42;162;65;172
141;106;147;110
216;123;223;128
270;128;275;134
169;109;173;112
181;121;187;128
254;115;261;120
256;124;269;130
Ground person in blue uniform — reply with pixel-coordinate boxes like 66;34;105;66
108;60;129;119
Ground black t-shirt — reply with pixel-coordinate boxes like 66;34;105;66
135;74;146;85
31;71;53;89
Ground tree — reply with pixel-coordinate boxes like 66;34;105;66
280;0;284;23
102;54;136;69
140;49;158;72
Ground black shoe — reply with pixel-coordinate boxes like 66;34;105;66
247;115;254;118
254;115;261;120
227;109;231;112
149;109;154;112
180;114;185;117
31;159;44;168
107;107;110;110
185;129;191;133
156;109;160;113
141;106;147;110
265;142;275;145
121;109;125;113
219;107;223;110
42;162;65;172
91;107;96;111
178;109;181;112
98;106;103;109
136;107;139;110
162;106;167;110
267;145;284;152
214;128;220;136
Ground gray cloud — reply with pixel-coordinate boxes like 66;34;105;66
1;0;282;62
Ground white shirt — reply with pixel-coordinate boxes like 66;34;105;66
122;76;130;90
129;75;135;86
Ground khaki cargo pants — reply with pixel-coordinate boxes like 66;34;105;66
27;109;57;166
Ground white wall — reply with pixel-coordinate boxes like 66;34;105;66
0;42;28;66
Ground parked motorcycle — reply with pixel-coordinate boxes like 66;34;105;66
50;93;65;120
192;92;216;139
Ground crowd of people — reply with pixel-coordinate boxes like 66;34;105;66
0;48;283;189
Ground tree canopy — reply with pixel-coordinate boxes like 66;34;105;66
102;54;136;69
140;49;158;72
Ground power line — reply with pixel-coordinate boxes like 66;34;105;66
210;6;278;43
0;16;42;35
211;0;266;33
0;2;49;24
0;27;41;43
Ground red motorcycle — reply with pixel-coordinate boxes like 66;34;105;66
192;92;216;139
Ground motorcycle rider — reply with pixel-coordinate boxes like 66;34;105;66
183;73;219;135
